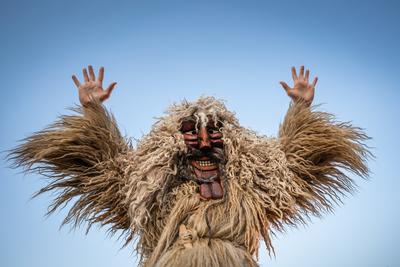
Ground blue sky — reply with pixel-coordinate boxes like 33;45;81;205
1;0;399;266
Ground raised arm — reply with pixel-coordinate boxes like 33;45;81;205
9;66;132;237
252;66;371;230
276;66;370;223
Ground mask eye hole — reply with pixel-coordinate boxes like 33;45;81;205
186;129;197;135
207;128;219;134
181;120;196;135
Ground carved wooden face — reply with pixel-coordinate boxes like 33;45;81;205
180;115;224;200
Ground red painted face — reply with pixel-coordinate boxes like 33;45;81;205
181;117;224;200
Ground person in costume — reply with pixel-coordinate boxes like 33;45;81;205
10;65;370;267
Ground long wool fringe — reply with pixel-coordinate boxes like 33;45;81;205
9;102;132;237
276;101;371;226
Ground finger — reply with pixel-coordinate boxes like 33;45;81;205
82;68;89;82
305;69;310;82
299;65;304;78
105;82;117;95
99;92;109;102
101;82;117;101
312;77;318;87
88;65;96;81
279;81;291;94
72;75;81;88
291;67;298;81
98;67;104;83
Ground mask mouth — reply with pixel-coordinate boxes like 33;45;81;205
190;156;218;171
187;156;224;200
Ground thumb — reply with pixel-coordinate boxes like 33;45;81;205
279;81;291;94
106;82;117;95
100;82;117;102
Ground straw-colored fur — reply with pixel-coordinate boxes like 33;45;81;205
10;97;370;266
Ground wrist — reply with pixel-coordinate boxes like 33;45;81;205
292;98;312;108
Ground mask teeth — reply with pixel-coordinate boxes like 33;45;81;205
196;160;215;167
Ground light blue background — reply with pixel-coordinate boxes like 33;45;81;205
1;0;399;266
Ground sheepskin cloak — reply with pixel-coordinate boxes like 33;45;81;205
10;97;370;267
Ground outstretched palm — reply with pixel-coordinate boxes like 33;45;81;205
280;66;318;106
72;65;117;106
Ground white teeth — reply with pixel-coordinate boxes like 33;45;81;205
196;160;215;167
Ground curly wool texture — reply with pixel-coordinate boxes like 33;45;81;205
10;96;371;267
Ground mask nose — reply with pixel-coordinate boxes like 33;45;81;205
198;126;211;150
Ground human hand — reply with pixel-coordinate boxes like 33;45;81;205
72;65;117;106
280;66;318;106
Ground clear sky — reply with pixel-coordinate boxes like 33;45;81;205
1;0;399;266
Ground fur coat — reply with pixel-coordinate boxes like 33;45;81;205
10;97;370;266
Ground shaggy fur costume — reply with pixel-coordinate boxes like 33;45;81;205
10;97;370;267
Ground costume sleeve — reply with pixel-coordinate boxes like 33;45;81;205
275;101;371;225
9;101;132;235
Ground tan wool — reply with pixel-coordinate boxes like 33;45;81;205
10;96;371;267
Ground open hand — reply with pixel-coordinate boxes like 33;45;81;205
72;65;117;106
280;66;317;106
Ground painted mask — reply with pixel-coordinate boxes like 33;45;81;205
180;112;224;200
